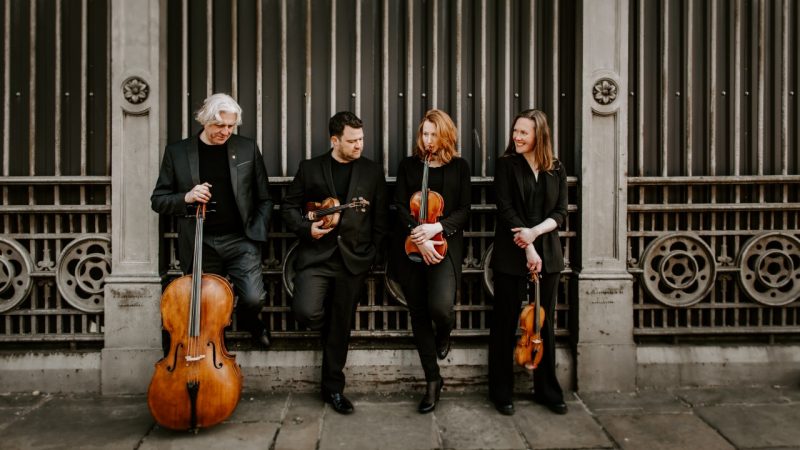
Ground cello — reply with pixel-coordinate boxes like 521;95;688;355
514;271;545;370
148;204;243;431
405;153;448;262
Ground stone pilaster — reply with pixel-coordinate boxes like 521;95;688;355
102;0;166;394
575;0;635;392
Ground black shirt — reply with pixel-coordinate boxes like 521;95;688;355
522;165;545;254
198;139;245;234
330;156;353;204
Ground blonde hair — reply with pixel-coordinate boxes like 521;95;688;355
195;93;243;126
414;109;459;164
503;109;553;171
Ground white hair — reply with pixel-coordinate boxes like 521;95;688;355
195;93;243;126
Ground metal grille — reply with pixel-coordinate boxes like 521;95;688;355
628;0;800;338
163;180;579;339
0;0;110;343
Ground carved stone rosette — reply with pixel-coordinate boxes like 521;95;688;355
640;233;716;307
122;76;149;105
56;236;111;313
593;78;618;105
0;238;34;313
737;232;800;306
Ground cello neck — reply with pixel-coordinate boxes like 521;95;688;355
189;204;205;338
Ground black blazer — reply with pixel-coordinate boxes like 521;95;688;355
491;154;567;276
282;151;388;275
150;134;274;271
391;156;472;283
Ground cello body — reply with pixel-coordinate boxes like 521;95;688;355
147;205;242;431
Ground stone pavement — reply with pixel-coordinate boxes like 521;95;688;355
1;386;799;449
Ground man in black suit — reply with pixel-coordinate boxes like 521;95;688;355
282;111;388;414
151;93;273;349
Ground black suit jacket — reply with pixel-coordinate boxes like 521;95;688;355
282;152;388;275
391;156;472;283
491;154;567;276
150;134;273;271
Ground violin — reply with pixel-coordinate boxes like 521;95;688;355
305;197;369;229
405;154;448;262
147;204;243;431
514;271;545;370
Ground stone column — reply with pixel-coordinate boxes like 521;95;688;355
574;0;635;392
102;0;166;394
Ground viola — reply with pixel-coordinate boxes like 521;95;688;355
305;197;369;229
405;154;448;262
514;271;545;370
147;204;243;431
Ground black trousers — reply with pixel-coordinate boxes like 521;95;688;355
198;232;267;335
401;255;457;382
292;252;365;394
163;232;267;354
488;270;563;404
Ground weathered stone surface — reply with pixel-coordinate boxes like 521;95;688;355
0;352;100;394
695;404;800;449
141;422;280;450
513;400;613;449
2;395;153;450
597;413;734;450
435;395;526;449
319;395;437;450
274;393;324;450
675;386;791;407
230;392;287;423
579;390;689;414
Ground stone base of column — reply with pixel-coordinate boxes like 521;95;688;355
101;277;163;395
576;274;635;392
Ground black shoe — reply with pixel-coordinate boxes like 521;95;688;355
252;329;271;349
492;400;515;416
322;392;354;415
418;378;444;414
532;396;567;415
435;333;451;360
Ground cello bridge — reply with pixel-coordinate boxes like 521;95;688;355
185;355;206;362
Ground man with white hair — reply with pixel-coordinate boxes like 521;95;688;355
151;93;273;349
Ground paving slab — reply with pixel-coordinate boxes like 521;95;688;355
140;422;280;450
675;386;791;406
0;393;49;432
513;400;614;449
319;395;437;450
579;390;689;414
230;392;287;423
695;403;800;449
435;395;527;450
597;413;734;450
274;393;324;450
2;395;153;450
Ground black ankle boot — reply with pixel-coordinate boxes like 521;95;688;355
417;378;444;414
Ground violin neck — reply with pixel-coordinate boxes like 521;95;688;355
419;157;430;222
314;201;359;218
533;276;542;334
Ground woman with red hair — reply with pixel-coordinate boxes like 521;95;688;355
392;109;471;413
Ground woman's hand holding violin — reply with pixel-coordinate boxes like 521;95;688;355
417;239;446;265
410;223;443;245
525;244;542;274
